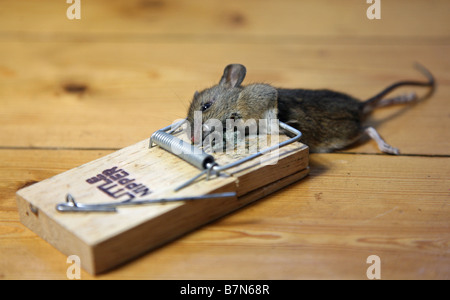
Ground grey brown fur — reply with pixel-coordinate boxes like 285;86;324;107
187;64;435;154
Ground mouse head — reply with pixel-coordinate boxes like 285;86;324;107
186;64;278;144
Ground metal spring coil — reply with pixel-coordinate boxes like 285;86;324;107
150;130;215;170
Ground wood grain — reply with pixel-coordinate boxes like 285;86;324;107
1;0;449;38
2;150;448;279
0;42;448;154
0;0;449;279
15;135;308;274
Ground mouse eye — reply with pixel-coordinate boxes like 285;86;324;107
201;102;212;111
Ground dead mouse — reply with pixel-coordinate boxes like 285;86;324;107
186;63;435;154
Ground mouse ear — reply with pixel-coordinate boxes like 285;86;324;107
219;64;246;88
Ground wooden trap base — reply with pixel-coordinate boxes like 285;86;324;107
16;135;309;274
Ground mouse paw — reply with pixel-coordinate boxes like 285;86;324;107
379;143;400;155
364;127;400;155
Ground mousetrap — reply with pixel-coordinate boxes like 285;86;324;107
16;120;309;274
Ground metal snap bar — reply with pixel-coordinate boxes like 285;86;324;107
150;120;302;191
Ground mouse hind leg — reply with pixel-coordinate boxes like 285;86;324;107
364;127;400;154
363;92;417;114
375;92;417;108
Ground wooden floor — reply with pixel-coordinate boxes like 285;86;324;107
1;0;449;279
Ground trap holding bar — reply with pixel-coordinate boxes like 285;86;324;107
149;119;303;191
56;192;237;213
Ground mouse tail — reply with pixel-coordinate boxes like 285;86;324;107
362;63;435;114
